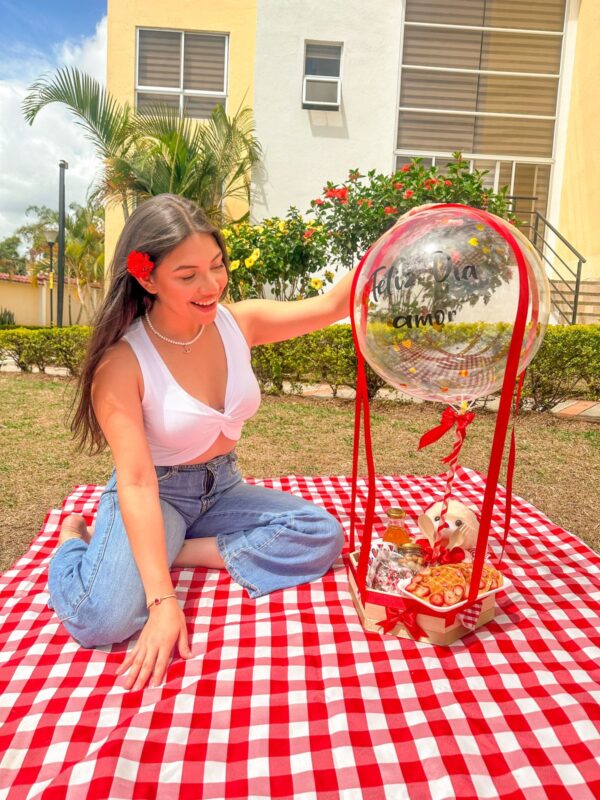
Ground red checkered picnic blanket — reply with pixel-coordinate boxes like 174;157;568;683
1;467;599;800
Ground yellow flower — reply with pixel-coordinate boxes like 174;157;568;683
310;278;323;290
255;226;264;234
229;259;240;271
251;248;260;260
325;271;334;281
226;245;231;255
278;221;287;233
222;228;231;239
482;245;490;254
245;256;256;268
468;237;479;247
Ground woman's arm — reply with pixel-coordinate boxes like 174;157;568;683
92;342;192;689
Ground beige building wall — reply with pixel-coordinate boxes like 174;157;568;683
0;278;99;326
105;0;257;273
558;0;600;280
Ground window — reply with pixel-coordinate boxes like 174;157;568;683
302;43;342;110
136;28;228;119
395;0;568;218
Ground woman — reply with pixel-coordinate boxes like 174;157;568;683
48;194;353;692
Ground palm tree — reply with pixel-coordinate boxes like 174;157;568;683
22;67;262;224
65;203;105;322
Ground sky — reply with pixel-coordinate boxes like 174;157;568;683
0;1;108;240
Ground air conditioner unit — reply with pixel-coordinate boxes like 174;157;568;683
302;76;341;110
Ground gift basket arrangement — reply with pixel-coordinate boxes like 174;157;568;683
347;204;550;645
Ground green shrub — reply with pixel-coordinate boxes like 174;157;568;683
0;326;91;374
0;308;15;325
524;325;600;411
224;209;331;301
0;328;37;371
251;342;287;394
51;327;90;375
309;153;516;271
0;323;598;410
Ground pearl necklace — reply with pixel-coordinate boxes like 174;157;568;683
144;311;205;353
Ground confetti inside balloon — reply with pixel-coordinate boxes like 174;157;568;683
352;205;551;404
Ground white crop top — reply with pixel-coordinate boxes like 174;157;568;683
122;305;261;465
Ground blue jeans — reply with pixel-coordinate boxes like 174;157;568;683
47;452;344;648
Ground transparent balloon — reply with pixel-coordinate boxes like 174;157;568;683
352;205;551;405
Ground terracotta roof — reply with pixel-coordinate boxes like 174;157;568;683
0;272;86;286
0;272;41;284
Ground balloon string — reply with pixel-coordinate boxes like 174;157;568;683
418;406;475;560
436;424;464;546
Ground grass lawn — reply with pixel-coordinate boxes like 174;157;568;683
1;372;599;573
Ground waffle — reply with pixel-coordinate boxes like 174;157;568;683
405;564;468;607
406;562;503;607
455;562;503;593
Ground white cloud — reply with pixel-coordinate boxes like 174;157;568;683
0;17;107;240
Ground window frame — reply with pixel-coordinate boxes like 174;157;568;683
393;4;570;218
302;41;343;110
135;27;229;118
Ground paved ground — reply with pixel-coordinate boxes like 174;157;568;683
297;382;600;421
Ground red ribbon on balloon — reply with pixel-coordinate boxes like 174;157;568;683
418;406;475;463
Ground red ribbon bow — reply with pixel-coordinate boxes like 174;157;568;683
377;604;426;640
415;537;465;566
418;407;475;464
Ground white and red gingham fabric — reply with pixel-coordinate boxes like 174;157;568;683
1;466;599;800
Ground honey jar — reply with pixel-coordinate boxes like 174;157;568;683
382;507;412;547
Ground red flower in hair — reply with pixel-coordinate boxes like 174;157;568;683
127;251;154;281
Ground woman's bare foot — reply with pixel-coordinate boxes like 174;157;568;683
58;514;93;546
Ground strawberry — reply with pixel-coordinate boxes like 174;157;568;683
429;593;444;606
414;585;431;598
444;590;459;606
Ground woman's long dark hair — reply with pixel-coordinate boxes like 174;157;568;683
71;194;228;453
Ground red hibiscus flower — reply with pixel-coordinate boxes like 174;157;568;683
403;189;415;200
401;164;411;172
304;228;315;239
444;180;452;187
127;251;154;281
394;182;404;190
384;206;398;215
312;198;324;206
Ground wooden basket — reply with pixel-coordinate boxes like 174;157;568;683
348;552;496;646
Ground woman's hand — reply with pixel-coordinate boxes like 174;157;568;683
115;599;193;691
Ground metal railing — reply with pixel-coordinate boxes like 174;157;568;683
506;196;586;324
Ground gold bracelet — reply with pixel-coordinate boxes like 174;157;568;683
146;593;177;609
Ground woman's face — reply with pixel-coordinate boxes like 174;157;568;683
145;232;228;321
